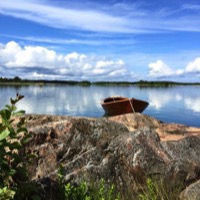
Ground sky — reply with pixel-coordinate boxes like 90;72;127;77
0;0;200;82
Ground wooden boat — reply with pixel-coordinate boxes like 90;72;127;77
101;96;149;116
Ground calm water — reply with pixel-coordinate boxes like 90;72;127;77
0;84;200;127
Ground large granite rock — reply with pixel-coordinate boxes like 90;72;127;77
180;179;200;200
24;113;200;199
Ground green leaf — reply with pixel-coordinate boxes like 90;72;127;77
0;109;11;122
12;105;17;112
5;105;12;111
9;169;16;176
0;129;10;141
1;159;10;169
5;105;17;112
16;93;24;101
12;153;22;164
27;153;38;159
0;125;6;133
20;137;30;145
12;110;25;117
17;127;28;133
9;119;15;124
0;187;16;199
7;141;21;150
0;144;6;155
31;195;42;200
10;97;17;105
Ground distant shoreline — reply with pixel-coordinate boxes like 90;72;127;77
1;77;200;87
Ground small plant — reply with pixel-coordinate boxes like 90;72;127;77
64;181;90;200
57;165;91;200
62;179;120;200
90;178;120;200
0;187;15;200
138;177;182;200
58;165;120;200
0;94;36;199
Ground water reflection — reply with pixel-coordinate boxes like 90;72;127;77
184;98;200;112
0;85;200;127
15;86;103;116
147;86;200;113
148;90;173;110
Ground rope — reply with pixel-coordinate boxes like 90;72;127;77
129;99;135;113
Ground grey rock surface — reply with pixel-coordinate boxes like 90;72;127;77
180;179;200;200
24;113;200;199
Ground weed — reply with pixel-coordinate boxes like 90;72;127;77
57;165;120;200
138;177;182;200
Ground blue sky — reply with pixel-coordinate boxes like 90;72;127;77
0;0;200;82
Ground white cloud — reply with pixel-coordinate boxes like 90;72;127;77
148;57;200;79
0;0;130;33
0;41;21;64
185;57;200;73
1;41;200;82
0;41;134;81
148;60;174;77
1;0;200;33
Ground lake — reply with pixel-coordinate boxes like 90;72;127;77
0;84;200;127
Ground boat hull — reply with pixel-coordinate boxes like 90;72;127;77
101;97;149;116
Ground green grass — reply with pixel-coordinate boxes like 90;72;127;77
137;177;182;200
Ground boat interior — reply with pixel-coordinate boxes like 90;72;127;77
103;97;127;103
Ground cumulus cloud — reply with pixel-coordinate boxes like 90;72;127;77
148;60;174;77
185;57;200;73
148;58;200;79
0;41;134;81
1;41;59;68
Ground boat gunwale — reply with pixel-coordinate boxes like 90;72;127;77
101;97;131;105
101;97;149;106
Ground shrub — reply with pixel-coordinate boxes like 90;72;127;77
0;94;36;199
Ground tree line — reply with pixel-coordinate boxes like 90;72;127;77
0;76;200;87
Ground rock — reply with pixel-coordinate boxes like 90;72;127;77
180;179;200;200
161;136;200;185
26;115;129;180
108;113;160;131
23;113;200;198
109;113;200;141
